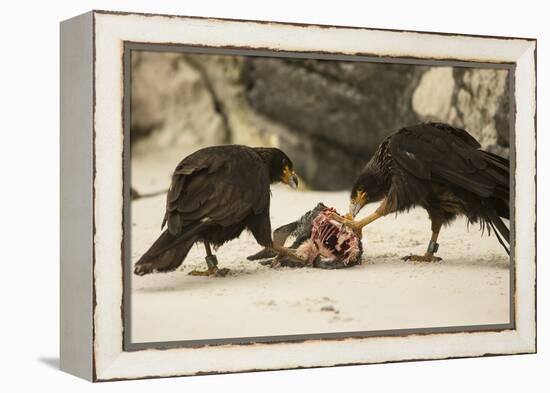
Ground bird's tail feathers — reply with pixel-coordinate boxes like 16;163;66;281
484;202;510;256
479;151;510;255
134;222;206;275
481;150;510;202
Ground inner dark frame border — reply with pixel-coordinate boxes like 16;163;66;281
122;41;517;351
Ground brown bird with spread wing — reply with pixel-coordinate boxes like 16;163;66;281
134;145;298;277
333;122;510;261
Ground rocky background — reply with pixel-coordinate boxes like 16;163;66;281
131;51;511;191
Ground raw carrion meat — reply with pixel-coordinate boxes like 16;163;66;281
247;203;363;269
297;207;362;265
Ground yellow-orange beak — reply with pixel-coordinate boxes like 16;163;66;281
349;190;367;218
282;166;298;189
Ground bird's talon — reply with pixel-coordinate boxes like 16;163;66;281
188;267;230;277
402;254;442;262
331;213;361;236
215;268;230;277
342;220;363;239
258;259;275;266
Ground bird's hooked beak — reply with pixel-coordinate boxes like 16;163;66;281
349;190;367;218
282;166;299;189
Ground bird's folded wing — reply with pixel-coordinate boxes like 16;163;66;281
389;123;504;198
163;149;270;235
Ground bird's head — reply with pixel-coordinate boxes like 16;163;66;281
349;185;368;218
254;147;298;189
349;171;386;217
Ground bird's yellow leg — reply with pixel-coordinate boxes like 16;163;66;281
331;198;392;238
188;266;230;277
188;242;230;277
402;219;443;262
355;211;383;228
330;212;380;239
271;245;307;265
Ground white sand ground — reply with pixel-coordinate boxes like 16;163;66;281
130;162;510;343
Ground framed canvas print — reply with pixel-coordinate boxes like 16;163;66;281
60;10;537;382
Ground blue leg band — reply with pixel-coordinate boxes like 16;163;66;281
427;240;439;254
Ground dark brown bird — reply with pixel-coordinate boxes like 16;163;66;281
134;145;298;277
333;122;510;261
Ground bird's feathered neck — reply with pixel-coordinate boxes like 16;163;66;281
253;147;278;166
253;147;292;184
353;137;393;202
366;137;392;172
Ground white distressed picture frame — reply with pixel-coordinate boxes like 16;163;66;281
60;10;536;381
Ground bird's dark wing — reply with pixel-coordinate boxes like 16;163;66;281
163;146;271;238
388;123;508;199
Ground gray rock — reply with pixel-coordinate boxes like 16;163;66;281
277;132;365;190
453;68;510;149
130;51;227;152
131;52;511;190
243;58;426;189
182;54;286;147
412;66;510;154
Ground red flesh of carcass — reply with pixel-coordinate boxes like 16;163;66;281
295;207;361;265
